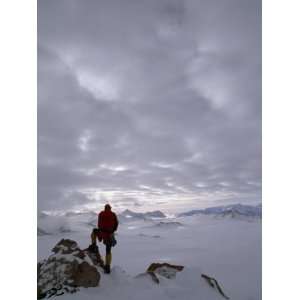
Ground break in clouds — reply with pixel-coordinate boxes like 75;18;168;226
38;0;261;213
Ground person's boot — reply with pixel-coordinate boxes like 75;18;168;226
104;253;112;274
104;264;111;274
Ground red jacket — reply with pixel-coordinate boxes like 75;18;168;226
98;209;118;234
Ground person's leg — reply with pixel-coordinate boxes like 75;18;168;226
91;228;98;245
88;229;104;265
105;244;112;265
104;242;112;273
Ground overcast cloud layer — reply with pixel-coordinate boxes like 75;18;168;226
38;0;261;213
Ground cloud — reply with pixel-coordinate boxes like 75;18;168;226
38;0;261;212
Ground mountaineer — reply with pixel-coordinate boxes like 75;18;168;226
88;204;118;274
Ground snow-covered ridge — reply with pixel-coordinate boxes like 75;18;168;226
177;203;262;218
120;209;166;220
64;211;98;218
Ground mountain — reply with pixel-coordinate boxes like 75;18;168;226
38;211;50;219
120;209;166;220
64;211;98;218
37;227;51;236
144;210;166;218
177;203;262;218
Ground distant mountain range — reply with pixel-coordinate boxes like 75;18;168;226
177;203;262;218
64;211;98;218
120;209;166;220
37;204;261;236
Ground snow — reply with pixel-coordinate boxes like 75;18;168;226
38;205;261;300
178;203;262;218
55;266;225;300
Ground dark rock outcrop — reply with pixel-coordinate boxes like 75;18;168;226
37;239;101;299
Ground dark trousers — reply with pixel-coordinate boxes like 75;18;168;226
91;228;112;265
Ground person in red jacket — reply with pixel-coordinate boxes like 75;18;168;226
89;204;118;274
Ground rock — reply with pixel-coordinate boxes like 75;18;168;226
147;262;184;273
201;274;230;299
37;239;101;298
137;262;184;284
52;239;80;254
71;261;100;287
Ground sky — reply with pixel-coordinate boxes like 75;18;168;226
38;0;261;213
